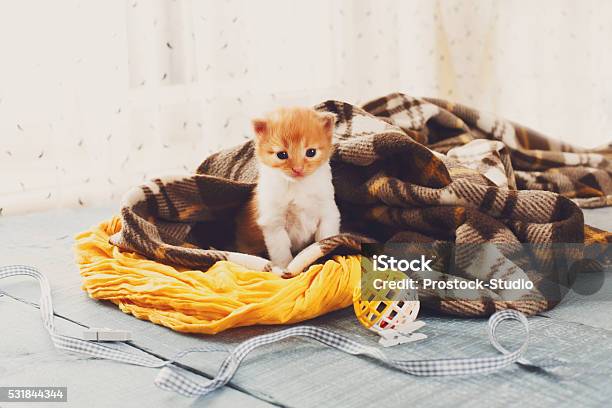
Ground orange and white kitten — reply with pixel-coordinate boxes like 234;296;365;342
235;107;340;271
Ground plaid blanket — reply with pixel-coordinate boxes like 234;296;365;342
110;93;611;317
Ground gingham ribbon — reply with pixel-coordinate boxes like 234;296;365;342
1;265;552;398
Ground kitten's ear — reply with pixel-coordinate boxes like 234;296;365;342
318;112;337;132
251;118;268;138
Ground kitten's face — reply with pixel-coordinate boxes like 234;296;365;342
252;107;335;180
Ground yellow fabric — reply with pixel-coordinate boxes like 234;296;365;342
75;217;361;334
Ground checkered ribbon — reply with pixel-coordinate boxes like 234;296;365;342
1;265;550;398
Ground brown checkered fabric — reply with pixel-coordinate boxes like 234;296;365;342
110;93;611;317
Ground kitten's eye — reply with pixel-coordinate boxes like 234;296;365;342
305;148;317;158
276;151;289;160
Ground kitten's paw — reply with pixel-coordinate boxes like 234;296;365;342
271;265;295;279
270;266;285;276
270;256;291;270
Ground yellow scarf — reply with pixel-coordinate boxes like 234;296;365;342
75;217;360;334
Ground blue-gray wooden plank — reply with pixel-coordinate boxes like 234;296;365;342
0;294;274;408
1;206;611;407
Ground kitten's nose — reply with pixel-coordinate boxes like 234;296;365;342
291;167;304;176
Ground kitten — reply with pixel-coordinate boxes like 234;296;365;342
235;107;341;272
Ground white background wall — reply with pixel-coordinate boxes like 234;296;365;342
1;0;611;215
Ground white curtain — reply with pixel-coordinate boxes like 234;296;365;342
1;0;611;215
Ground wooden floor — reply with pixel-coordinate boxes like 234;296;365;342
1;206;611;407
